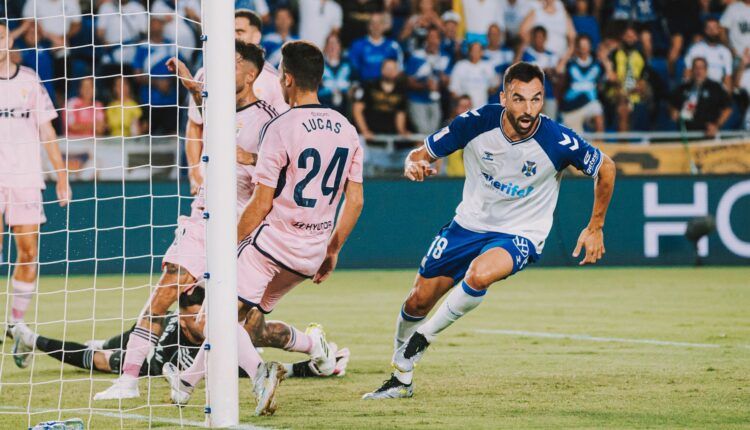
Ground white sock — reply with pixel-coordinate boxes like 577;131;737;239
394;369;413;385
394;305;425;351
416;281;486;343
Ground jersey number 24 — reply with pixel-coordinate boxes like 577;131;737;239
294;147;349;208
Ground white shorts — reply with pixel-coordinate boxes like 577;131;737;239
0;187;46;226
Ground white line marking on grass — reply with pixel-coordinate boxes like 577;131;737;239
476;329;750;349
0;406;271;429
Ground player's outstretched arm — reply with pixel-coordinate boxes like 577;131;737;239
185;119;204;195
404;145;438;182
166;57;203;109
313;180;364;284
237;184;275;244
40;121;71;207
573;154;616;265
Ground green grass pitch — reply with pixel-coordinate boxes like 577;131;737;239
0;268;748;429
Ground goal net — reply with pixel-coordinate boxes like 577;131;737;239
0;0;238;427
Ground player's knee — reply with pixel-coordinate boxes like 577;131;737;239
17;244;37;263
464;266;498;291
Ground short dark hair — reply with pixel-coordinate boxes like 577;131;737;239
504;61;545;89
0;18;7;29
236;40;265;71
281;41;324;91
531;25;547;37
275;6;294;19
178;287;205;309
575;34;592;46
235;9;263;32
692;56;708;68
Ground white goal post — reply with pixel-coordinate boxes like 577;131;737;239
202;0;239;427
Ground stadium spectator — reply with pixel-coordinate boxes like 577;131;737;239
297;0;342;49
353;58;412;174
353;58;410;141
735;47;750;129
561;34;605;132
21;0;82;51
319;33;352;114
663;0;702;74
261;7;297;67
720;0;750;56
105;76;143;137
399;0;444;54
611;0;657;59
571;0;600;50
519;0;575;64
405;26;451;134
500;0;533;45
684;18;733;91
340;0;387;47
522;26;560;119
133;12;180;135
443;94;472;177
461;0;504;46
440;10;462;66
95;0;148;66
20;0;82;91
670;57;731;137
449;41;499;108
483;24;514;76
62;77;105;139
349;13;403;83
235;0;270;23
601;24;658;131
151;1;198;66
12;23;56;107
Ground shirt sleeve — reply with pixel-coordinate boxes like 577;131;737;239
34;78;58;124
187;95;204;125
254;124;288;188
332;3;343;29
720;7;733;29
424;108;476;159
557;124;603;177
348;135;364;183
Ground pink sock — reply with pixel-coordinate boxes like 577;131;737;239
182;344;207;387
237;323;262;379
10;279;35;323
283;325;313;354
121;327;159;377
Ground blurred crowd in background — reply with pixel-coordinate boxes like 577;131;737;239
1;0;749;162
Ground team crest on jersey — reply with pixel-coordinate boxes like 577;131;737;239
482;151;494;161
521;160;537;177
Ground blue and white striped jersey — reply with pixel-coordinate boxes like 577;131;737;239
424;104;603;252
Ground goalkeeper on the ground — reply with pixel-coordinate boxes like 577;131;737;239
10;288;349;378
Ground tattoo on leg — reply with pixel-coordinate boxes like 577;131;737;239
244;308;291;348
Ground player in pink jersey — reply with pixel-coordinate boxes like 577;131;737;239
94;41;280;401
0;20;70;333
164;40;365;417
184;10;288;195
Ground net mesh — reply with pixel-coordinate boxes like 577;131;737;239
0;0;210;427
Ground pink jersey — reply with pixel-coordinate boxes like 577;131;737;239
190;99;279;217
252;105;364;276
0;66;58;189
62;97;105;139
187;63;288;125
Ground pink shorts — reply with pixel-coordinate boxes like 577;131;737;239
237;240;307;313
162;215;206;280
0;187;46;226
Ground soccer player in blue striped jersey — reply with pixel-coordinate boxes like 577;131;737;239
363;62;616;400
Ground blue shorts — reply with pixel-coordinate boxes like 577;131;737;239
418;220;539;283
